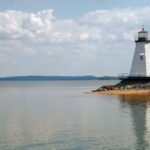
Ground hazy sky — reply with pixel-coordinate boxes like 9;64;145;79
1;0;150;76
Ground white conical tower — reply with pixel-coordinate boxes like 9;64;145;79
130;27;150;77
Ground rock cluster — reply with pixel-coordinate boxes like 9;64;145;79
92;83;150;92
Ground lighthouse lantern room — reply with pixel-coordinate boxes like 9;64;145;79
129;27;150;78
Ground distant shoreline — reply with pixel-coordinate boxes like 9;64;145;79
0;76;119;81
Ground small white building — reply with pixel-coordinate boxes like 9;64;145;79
130;28;150;77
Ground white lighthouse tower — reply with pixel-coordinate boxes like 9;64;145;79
129;27;150;79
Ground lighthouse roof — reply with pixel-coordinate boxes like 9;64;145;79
138;30;148;33
138;27;148;33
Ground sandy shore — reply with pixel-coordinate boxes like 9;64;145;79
91;89;150;95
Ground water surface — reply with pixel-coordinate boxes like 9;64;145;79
0;80;150;150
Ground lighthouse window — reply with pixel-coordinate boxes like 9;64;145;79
140;55;144;60
139;53;144;60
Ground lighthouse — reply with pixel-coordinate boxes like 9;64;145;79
129;27;150;78
121;27;150;83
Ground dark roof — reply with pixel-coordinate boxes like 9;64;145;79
138;30;148;33
138;28;148;33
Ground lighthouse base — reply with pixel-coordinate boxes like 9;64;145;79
119;76;150;84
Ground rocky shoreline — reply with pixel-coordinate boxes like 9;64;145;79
92;81;150;95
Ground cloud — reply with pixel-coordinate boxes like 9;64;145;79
0;7;150;76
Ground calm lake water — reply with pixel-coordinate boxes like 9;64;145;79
1;80;150;150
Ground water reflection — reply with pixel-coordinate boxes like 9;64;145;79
1;81;150;149
119;95;150;150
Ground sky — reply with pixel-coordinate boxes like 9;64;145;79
1;0;150;77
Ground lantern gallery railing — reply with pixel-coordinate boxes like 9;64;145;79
119;73;129;80
135;36;150;42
